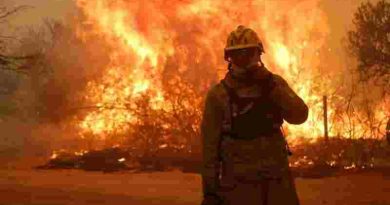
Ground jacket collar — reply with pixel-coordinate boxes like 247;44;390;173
222;65;272;89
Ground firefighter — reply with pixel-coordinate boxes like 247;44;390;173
200;25;309;205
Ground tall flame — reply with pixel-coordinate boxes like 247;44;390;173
72;0;388;142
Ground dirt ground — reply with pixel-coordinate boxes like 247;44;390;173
0;168;389;205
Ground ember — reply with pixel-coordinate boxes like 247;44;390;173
39;145;202;173
38;147;132;172
39;137;390;178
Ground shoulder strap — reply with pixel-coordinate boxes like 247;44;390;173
220;79;236;137
220;79;239;103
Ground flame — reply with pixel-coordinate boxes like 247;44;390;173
71;0;388;143
74;150;88;156
344;163;357;170
50;152;58;159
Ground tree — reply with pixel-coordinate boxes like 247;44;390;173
347;0;390;85
0;4;32;73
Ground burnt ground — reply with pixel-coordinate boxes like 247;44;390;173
0;167;389;205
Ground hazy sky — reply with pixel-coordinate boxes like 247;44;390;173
4;0;74;26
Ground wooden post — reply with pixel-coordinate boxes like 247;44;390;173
323;96;329;141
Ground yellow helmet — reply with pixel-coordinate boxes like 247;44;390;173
224;25;264;60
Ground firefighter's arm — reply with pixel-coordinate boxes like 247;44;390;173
201;87;224;198
270;75;309;124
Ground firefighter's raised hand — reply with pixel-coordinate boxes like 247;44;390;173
269;75;309;124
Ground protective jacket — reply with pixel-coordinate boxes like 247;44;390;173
201;67;308;205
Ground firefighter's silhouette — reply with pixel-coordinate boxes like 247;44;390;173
201;25;309;205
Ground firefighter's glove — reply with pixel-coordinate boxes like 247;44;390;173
201;194;223;205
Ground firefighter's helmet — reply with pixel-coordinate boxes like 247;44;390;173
224;25;264;61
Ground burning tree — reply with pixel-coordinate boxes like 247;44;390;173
347;0;390;87
340;0;390;140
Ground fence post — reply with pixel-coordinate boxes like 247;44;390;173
323;95;329;141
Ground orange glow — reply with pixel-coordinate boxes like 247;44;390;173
71;0;388;143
